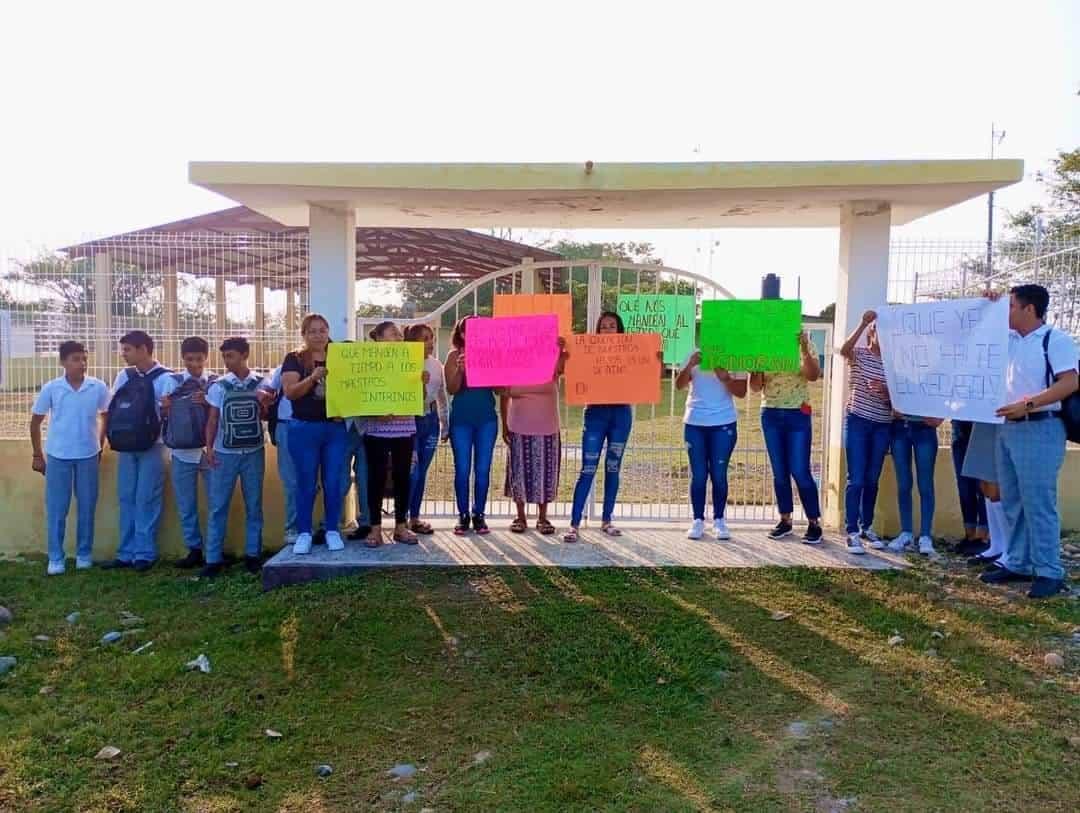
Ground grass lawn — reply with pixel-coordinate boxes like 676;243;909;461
1;556;1078;812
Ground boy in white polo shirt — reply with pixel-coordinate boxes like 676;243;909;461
30;341;111;575
202;337;274;578
981;284;1079;599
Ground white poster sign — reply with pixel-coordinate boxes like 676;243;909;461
876;297;1009;423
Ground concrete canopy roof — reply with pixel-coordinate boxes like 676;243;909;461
189;159;1023;230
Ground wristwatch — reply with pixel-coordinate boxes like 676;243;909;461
1025;399;1036;412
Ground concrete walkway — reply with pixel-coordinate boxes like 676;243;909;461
262;521;906;590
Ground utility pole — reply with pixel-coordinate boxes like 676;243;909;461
986;123;1006;281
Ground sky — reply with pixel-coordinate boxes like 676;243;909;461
1;0;1077;315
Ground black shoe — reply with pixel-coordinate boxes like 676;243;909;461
1027;577;1066;599
980;567;1031;584
955;539;989;556
471;513;490;535
347;525;372;541
199;562;224;579
132;560;154;573
101;559;133;570
802;524;823;544
768;520;794;540
244;556;263;574
454;513;470;535
967;552;1000;567
313;528;327;546
176;549;204;569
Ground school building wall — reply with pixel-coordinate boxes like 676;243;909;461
0;439;1077;559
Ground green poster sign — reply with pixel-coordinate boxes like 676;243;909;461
616;294;696;364
700;299;802;372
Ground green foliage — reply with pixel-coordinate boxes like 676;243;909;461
1007;148;1080;242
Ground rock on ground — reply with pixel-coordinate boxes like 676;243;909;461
0;656;17;675
0;606;12;625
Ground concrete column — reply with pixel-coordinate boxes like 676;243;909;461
253;282;266;369
285;286;297;335
308;203;356;340
162;265;178;368
520;256;536;294
586;262;602;334
215;277;227;347
92;252;113;376
823;202;892;529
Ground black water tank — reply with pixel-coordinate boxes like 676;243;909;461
761;273;781;300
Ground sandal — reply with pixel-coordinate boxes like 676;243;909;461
409;520;434;535
536;518;555;536
365;529;383;549
601;523;622;537
509;518;527;533
562;528;579;544
394;531;419;545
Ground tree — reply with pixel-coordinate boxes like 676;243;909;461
2;254;162;317
1006;148;1080;242
818;303;835;322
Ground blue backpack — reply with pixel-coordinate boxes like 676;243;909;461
220;378;264;450
107;366;169;452
162;374;216;450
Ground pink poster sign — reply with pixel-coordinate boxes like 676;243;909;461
465;314;560;387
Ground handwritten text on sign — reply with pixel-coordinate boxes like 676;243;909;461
565;333;662;405
616;294;695;364
876;297;1009;423
700;299;802;372
326;341;425;418
493;294;573;337
465;315;560;388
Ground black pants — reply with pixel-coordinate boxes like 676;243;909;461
364;434;414;525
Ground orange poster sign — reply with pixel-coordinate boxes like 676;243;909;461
565;333;662;406
493;294;573;337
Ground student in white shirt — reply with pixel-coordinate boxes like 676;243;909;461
981;285;1079;599
676;349;747;541
269;364;299;544
30;341;110;575
404;324;448;535
160;336;214;568
201;337;275;577
103;331;172;572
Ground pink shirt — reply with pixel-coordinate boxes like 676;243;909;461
506;381;560;436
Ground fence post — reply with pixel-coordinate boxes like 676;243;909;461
583;262;604;524
93;251;113;378
162;266;178;369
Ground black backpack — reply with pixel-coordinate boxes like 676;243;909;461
107;366;169;452
162;373;216;450
1042;328;1080;443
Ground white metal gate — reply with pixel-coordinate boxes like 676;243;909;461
360;260;832;524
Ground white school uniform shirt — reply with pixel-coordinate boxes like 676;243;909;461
32;375;110;460
269;366;293;421
110;363;173;446
424;356;449;430
160;370;213;464
682;350;746;427
1005;324;1079;413
206;371;273;454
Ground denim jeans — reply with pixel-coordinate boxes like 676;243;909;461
891;419;938;537
116;445;167;563
843;413;892;534
274;421;298;536
761;407;821;520
206;448;265;564
45;454;99;564
570;405;633;527
341;424;370;527
950;420;987;533
288;420;348;535
409;408;441;519
997;418;1067;580
684;422;737;521
170;457;206;551
449;418;499;516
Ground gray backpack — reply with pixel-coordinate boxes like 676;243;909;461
162;374;215;450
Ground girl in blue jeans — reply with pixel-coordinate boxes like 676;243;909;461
676;348;747;540
444;316;498;535
749;331;823;544
887;415;942;556
839;310;894;554
563;312;637;543
404;324;448;536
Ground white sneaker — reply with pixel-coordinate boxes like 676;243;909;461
293;532;313;555
46;560;66;576
887;532;913;553
325;531;345;552
862;529;885;549
917;535;935;556
846;533;866;555
687;519;705;540
713;518;731;540
75;556;93;570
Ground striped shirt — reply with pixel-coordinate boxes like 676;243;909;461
847;347;892;423
365;416;416;438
